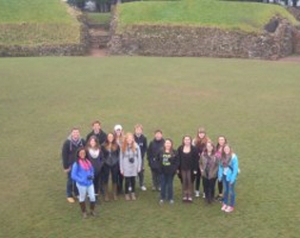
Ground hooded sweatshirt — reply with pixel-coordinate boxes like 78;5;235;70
61;135;85;170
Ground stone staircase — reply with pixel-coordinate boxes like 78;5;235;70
88;24;110;56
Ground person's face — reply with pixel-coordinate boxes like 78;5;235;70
184;137;191;146
155;132;162;140
89;138;96;148
135;127;142;136
93;123;101;133
224;145;231;155
218;137;226;146
79;150;86;159
126;135;134;145
115;129;122;136
107;134;114;143
206;143;213;152
165;140;172;151
71;129;80;141
198;132;205;139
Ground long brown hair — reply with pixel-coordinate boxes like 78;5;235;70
104;132;118;151
216;135;227;151
203;141;216;155
86;136;100;150
194;127;210;149
122;132;136;153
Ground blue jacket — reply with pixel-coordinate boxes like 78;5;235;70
71;160;94;187
218;154;238;184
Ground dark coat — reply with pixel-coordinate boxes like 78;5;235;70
61;137;85;170
147;138;165;170
86;130;107;146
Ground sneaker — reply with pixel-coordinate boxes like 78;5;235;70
195;190;200;197
131;193;137;201
187;197;193;202
169;200;174;205
202;193;206;199
159;200;164;205
221;204;228;211
67;197;75;203
82;212;88;219
152;186;156;191
182;196;188;201
225;206;234;213
157;187;161;192
125;194;131;201
141;185;147;191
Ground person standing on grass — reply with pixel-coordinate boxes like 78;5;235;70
193;127;210;198
71;148;96;219
147;130;165;191
62;127;85;203
218;144;239;213
158;139;179;205
215;135;228;201
199;141;218;204
177;135;199;202
101;133;120;201
86;136;104;203
134;124;148;191
114;124;125;194
86;120;107;146
119;133;142;201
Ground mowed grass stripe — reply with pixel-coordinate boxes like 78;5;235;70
0;57;299;237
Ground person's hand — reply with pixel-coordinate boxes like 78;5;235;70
64;168;71;173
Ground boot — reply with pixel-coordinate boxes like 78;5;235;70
90;202;97;217
104;184;109;202
125;194;131;201
79;202;87;219
113;184;118;201
131;193;136;201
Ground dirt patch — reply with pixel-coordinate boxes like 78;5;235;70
278;56;300;62
87;48;108;57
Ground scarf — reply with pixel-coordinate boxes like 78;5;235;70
88;148;100;159
78;159;92;171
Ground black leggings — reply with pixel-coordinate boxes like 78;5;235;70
125;177;136;194
218;180;223;195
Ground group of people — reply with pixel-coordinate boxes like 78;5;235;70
61;120;239;218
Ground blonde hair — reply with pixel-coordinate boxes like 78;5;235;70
122;132;136;153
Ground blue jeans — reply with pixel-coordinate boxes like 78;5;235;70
223;175;236;207
160;174;174;201
66;171;78;198
76;183;96;202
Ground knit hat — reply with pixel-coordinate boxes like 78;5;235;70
114;124;123;131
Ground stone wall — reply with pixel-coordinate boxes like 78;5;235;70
108;13;297;60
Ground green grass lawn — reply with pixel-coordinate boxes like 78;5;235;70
85;12;111;25
117;0;298;32
0;0;81;45
0;56;300;237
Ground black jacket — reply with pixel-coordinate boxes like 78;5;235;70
61;137;85;170
86;149;104;175
86;130;107;146
177;145;199;172
147;138;165;170
101;144;120;167
134;134;147;159
158;150;179;175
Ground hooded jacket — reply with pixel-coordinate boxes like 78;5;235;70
71;157;94;187
147;138;165;170
134;134;147;159
61;135;85;170
218;153;239;184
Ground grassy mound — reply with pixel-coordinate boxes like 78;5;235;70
0;0;81;46
117;0;298;32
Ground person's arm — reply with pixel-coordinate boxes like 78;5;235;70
71;163;82;184
142;136;148;159
199;155;204;174
119;149;124;175
230;154;239;184
146;141;152;165
62;141;70;171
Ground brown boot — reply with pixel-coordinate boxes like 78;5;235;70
104;184;109;202
125;194;131;201
79;202;87;219
131;193;136;201
90;202;97;217
113;184;118;201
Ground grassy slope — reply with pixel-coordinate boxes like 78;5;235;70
117;0;298;32
0;0;81;45
0;57;300;237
